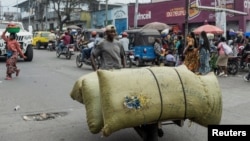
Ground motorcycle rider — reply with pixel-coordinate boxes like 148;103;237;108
240;37;250;68
81;31;98;62
58;31;71;52
48;30;56;50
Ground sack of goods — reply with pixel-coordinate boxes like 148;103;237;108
222;43;233;56
70;65;222;137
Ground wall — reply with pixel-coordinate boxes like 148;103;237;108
112;5;128;34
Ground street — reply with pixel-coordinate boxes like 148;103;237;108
0;49;250;141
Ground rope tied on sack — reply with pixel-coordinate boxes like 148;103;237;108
146;68;163;123
174;68;187;120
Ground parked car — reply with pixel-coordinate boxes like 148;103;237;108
32;31;52;49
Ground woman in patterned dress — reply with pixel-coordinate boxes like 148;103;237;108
1;28;27;80
183;33;199;72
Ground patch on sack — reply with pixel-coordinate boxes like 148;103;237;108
123;94;150;110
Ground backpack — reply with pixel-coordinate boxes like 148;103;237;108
222;43;233;56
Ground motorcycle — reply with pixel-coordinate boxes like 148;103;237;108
125;50;134;68
56;41;75;60
47;40;56;51
76;53;101;70
76;45;100;70
239;51;250;70
243;63;250;82
227;56;239;75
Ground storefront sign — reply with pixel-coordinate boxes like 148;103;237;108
166;7;185;17
137;11;151;20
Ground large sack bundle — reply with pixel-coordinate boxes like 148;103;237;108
81;72;103;134
97;65;222;137
70;72;103;134
70;75;86;104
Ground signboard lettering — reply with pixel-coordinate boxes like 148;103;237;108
137;11;151;20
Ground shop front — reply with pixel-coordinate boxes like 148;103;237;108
128;0;250;33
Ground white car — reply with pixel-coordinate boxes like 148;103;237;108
0;20;33;61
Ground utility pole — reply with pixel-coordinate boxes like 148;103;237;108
16;0;18;21
134;0;138;28
105;0;108;26
28;0;30;25
184;0;189;44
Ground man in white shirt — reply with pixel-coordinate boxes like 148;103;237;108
119;32;129;52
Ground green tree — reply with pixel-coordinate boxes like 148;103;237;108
50;0;98;31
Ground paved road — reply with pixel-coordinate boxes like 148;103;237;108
0;49;249;141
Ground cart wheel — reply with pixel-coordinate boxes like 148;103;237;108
134;123;159;141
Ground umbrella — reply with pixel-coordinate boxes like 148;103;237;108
193;24;224;35
66;25;81;29
141;22;171;31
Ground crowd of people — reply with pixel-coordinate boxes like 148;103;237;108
152;29;250;79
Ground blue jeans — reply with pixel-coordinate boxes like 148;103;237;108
59;42;65;51
81;48;92;61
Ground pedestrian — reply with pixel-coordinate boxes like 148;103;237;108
1;28;27;80
216;36;229;77
153;38;163;65
119;32;129;52
90;25;126;71
165;50;176;66
198;31;211;75
175;35;184;66
183;33;199;73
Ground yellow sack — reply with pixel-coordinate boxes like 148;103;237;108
81;72;103;134
97;65;222;137
70;75;86;104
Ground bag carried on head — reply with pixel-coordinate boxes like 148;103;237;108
222;43;233;56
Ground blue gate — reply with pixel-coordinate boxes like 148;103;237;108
115;18;127;35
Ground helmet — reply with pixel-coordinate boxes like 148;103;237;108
122;32;128;37
91;31;97;36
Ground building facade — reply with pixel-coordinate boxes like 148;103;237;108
91;5;128;34
128;0;250;33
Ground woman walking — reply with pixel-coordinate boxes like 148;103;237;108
216;36;229;77
1;28;27;80
198;31;211;75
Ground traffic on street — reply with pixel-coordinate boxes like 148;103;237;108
0;48;249;141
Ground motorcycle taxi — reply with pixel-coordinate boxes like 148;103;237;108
56;40;75;60
126;29;161;67
75;29;104;70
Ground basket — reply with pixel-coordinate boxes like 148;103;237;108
7;27;20;33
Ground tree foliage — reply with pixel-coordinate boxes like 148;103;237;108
50;0;98;31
